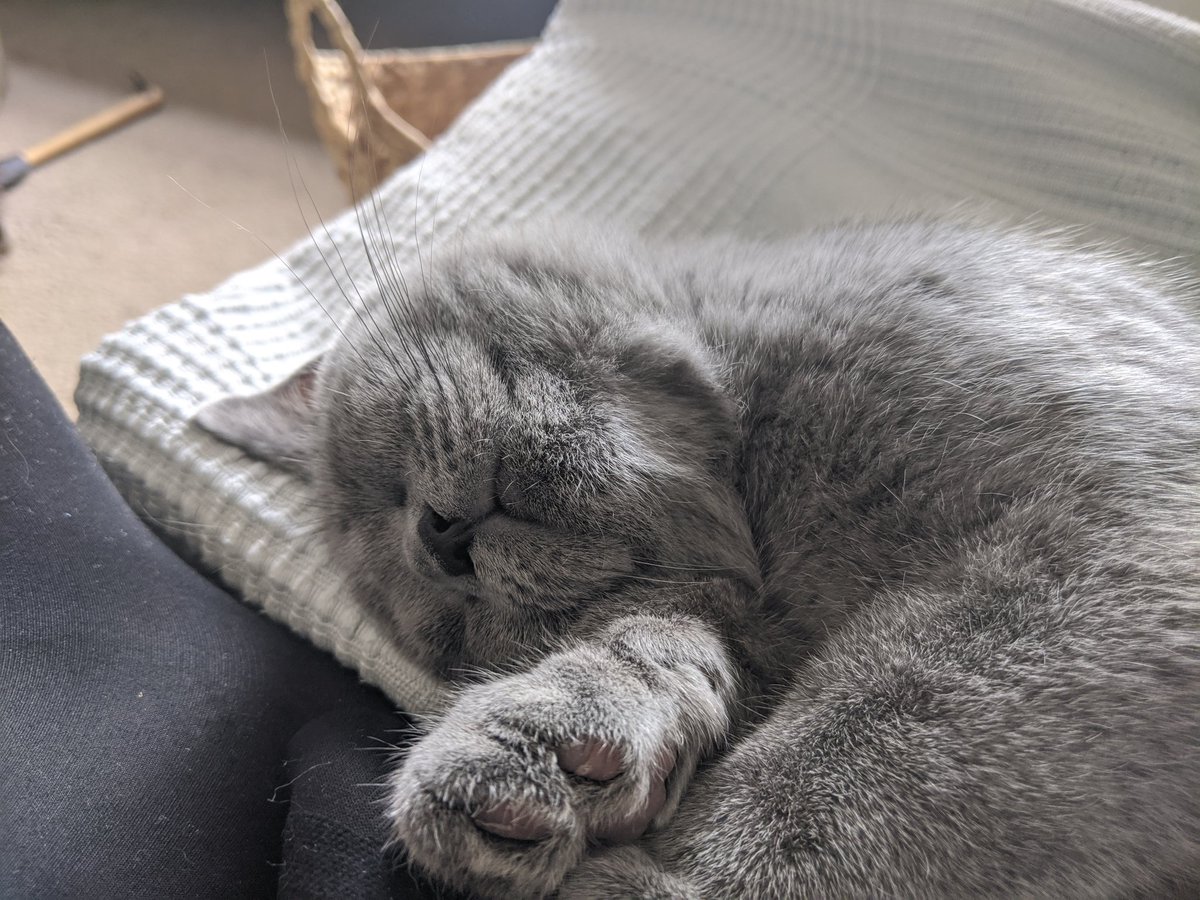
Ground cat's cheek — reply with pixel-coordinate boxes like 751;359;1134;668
472;520;633;609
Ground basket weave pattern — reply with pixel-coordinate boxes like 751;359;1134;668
286;0;530;196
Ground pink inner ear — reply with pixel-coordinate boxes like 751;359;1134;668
289;368;318;405
282;356;322;405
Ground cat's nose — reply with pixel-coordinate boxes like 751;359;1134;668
418;505;477;577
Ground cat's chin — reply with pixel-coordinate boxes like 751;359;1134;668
406;552;480;591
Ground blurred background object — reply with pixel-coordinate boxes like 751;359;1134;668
0;30;7;254
1;74;164;194
286;0;531;196
0;0;1194;415
0;0;556;415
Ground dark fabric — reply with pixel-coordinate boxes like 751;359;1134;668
0;323;438;899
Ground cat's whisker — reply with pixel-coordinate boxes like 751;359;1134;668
344;157;416;384
353;104;421;370
330;69;426;387
264;56;352;308
167;176;365;371
403;158;457;412
260;53;391;374
265;63;379;369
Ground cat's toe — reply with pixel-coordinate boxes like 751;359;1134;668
586;745;676;843
387;740;585;898
473;799;555;841
593;775;667;842
557;738;667;841
557;738;625;781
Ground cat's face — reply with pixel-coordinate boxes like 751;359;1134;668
196;234;758;676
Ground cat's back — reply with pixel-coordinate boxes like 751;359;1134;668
673;220;1200;473
644;225;1200;899
673;220;1199;382
661;221;1200;636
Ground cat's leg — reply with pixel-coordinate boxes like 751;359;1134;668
566;576;1200;898
560;846;703;899
386;612;745;898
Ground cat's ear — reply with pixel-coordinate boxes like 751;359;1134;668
619;326;738;460
621;327;731;412
191;357;322;476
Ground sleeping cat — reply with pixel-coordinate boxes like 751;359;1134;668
196;219;1200;898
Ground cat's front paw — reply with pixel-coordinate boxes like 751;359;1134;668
387;660;685;897
388;616;737;897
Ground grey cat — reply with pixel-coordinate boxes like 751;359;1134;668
196;219;1200;898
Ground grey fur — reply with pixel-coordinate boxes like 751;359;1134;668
195;220;1200;898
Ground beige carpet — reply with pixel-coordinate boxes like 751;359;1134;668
0;2;346;416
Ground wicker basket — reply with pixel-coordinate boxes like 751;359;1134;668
286;0;532;198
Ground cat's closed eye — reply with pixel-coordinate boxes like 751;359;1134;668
493;471;525;520
494;490;528;522
391;481;409;507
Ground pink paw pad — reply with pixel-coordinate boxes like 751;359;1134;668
558;740;677;844
472;800;554;842
557;739;625;781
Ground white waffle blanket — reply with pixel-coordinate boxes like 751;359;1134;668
76;0;1200;714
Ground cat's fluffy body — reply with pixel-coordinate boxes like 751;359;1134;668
197;221;1200;898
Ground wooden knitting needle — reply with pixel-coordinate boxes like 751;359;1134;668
0;74;165;191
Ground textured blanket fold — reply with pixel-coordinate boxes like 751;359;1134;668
76;0;1200;714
